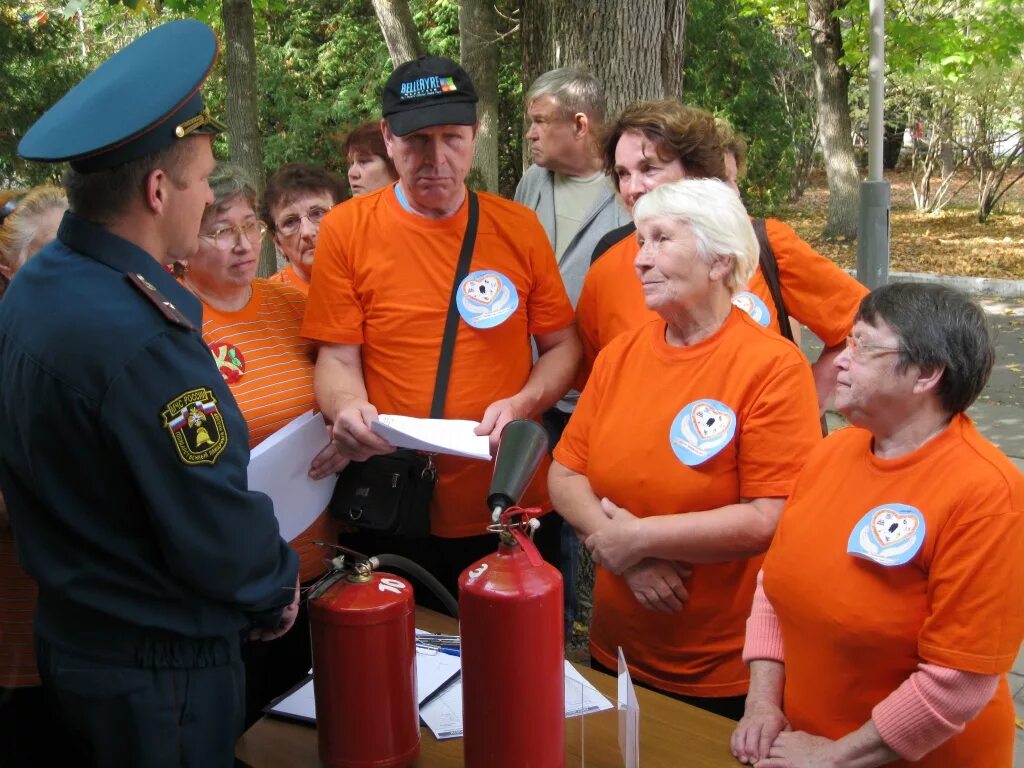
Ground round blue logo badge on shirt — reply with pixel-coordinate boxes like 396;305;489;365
847;503;926;566
732;291;771;327
669;398;736;466
456;269;519;329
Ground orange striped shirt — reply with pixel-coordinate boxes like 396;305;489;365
0;523;39;687
268;265;310;296
199;279;333;582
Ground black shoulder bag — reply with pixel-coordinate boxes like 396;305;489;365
329;192;479;537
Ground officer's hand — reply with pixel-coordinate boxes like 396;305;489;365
251;576;301;642
309;424;350;479
331;399;394;461
475;396;524;455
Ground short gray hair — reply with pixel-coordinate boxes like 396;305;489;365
633;178;757;293
202;162;257;227
526;68;606;126
856;283;994;414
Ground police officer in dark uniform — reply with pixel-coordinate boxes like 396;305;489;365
0;20;299;767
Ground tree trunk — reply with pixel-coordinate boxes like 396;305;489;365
459;0;499;192
806;0;859;240
520;0;552;96
549;0;686;118
371;0;423;67
221;0;275;276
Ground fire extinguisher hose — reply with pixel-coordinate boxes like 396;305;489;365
371;554;460;619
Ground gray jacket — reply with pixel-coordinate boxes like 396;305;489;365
514;164;630;307
514;164;631;414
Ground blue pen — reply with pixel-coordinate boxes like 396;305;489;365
438;647;460;658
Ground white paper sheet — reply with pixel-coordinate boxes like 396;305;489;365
415;629;462;704
419;660;614;741
247;410;338;542
371;414;492;460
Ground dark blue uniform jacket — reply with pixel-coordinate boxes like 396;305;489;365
0;213;298;668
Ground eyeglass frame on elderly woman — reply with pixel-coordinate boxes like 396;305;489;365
845;334;902;363
198;220;268;250
274;206;329;237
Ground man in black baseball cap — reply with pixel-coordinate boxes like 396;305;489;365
305;55;581;603
1;20;299;767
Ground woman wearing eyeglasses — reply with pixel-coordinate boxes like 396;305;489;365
262;162;346;295
732;283;1024;768
183;162;346;726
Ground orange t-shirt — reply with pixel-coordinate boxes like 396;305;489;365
303;187;574;537
554;308;821;696
575;218;868;384
763;416;1024;767
199;279;332;583
268;264;310;296
0;527;38;687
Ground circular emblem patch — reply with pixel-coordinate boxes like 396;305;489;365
209;341;245;384
732;291;771;327
669;398;737;466
456;269;519;329
847;503;926;566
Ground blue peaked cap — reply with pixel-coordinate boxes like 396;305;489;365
18;19;226;173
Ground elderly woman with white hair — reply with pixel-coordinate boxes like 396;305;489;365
549;178;822;719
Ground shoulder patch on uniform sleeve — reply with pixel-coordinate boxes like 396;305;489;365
161;387;229;465
126;272;196;331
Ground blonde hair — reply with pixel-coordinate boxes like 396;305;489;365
0;186;68;274
633;178;757;292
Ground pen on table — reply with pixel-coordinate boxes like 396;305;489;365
416;642;461;658
419;670;462;709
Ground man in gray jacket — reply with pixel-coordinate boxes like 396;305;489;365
514;68;629;636
515;68;630;310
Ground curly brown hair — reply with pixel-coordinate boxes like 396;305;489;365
602;100;726;192
261;163;347;230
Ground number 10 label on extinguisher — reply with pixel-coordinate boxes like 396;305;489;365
379;577;407;594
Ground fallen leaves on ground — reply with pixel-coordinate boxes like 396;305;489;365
776;169;1024;279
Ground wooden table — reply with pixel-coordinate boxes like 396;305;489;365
237;609;738;767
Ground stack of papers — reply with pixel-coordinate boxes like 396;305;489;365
371;414;492;460
266;629;462;724
419;661;613;741
267;637;613;742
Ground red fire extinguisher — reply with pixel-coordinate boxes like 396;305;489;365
459;506;565;768
308;560;420;768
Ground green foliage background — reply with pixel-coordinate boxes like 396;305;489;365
11;0;1021;215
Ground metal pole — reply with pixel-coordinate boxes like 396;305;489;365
857;0;891;289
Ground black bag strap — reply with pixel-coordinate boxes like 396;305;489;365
752;218;793;343
591;221;636;265
752;219;829;437
430;190;479;418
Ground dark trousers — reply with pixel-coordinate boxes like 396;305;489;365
343;510;564;613
589;656;746;721
36;637;245;768
542;407;580;636
0;683;82;767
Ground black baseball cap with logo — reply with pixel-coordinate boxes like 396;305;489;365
382;55;478;136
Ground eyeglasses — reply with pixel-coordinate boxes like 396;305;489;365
845;335;902;363
275;207;329;237
199;220;267;250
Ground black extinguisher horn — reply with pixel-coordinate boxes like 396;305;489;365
486;419;549;520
